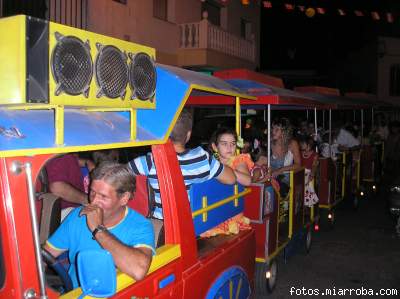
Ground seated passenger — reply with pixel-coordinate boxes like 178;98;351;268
334;124;362;180
372;114;389;142
319;131;338;160
210;127;265;185
335;124;360;151
127;109;236;220
200;127;254;237
270;118;301;198
299;136;319;207
92;149;120;165
44;162;155;289
45;154;94;220
384;121;400;178
250;142;269;177
81;149;120;193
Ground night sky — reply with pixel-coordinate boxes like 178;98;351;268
260;1;400;74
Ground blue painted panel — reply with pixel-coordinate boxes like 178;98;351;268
158;274;175;289
0;109;55;150
0;108;159;151
64;110;132;146
136;66;190;141
226;79;268;95
205;266;251;299
189;179;244;236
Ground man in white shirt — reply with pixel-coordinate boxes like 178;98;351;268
335;127;360;149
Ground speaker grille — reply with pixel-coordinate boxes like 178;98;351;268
95;45;128;99
51;34;93;96
129;52;156;101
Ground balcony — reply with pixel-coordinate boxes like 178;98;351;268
178;19;256;69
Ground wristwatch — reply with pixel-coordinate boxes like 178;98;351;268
92;224;108;240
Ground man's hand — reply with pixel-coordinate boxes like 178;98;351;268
79;204;104;232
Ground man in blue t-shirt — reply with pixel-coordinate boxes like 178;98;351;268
128;109;236;219
45;162;155;289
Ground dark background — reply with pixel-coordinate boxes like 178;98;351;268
260;0;400;87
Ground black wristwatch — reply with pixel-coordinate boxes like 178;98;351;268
92;225;108;240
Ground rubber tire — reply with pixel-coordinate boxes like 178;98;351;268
255;260;278;295
353;196;359;211
305;228;312;254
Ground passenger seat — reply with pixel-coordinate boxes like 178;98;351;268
36;167;62;245
128;175;164;248
38;193;61;245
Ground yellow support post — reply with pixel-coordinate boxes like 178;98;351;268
235;96;241;155
234;96;240;207
342;153;346;198
356;150;361;190
55;105;64;146
310;179;315;222
202;196;208;222
130;108;136;141
234;184;239;207
235;96;241;137
288;170;294;239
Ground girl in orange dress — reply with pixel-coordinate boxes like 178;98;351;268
200;128;267;237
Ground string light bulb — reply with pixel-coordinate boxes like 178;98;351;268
305;7;316;18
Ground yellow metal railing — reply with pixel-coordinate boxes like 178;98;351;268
356;150;361;189
288;171;294;238
191;188;251;221
341;152;346;198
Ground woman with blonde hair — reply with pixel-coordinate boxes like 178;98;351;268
270;117;301;197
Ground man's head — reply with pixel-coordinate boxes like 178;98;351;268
90;162;135;213
169;109;193;145
92;149;119;165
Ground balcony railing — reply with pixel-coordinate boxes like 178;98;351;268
179;19;255;63
48;0;87;29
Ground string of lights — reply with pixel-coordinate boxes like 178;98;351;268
236;0;398;23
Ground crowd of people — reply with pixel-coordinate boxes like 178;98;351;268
39;108;398;290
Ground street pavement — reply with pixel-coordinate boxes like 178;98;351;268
255;194;400;298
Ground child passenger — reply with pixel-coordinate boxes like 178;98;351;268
199;128;252;237
299;136;319;207
210;127;265;185
200;128;270;238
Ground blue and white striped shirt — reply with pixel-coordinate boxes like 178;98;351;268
128;146;224;219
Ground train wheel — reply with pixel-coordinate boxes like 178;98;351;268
305;228;312;254
205;266;251;299
353;196;359;210
255;260;277;295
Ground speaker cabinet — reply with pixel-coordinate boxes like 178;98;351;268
0;15;156;108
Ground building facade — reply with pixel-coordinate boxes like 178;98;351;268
0;0;260;70
84;0;260;70
332;36;400;103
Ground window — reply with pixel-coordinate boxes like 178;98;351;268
201;0;221;27
153;0;167;21
390;64;400;96
1;0;47;19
